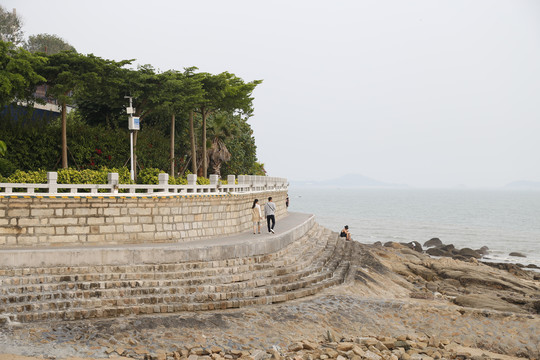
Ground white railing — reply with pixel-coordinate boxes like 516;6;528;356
0;172;288;196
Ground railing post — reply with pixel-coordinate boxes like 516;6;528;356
227;175;235;186
187;174;197;186
108;172;119;194
238;175;247;186
47;172;58;194
209;174;218;185
158;173;169;186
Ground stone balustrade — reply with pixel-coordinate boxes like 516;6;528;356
0;173;289;248
0;173;288;196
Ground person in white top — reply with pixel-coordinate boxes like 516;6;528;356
264;196;276;234
251;199;262;234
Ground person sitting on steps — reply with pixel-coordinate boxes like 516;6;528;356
340;225;352;241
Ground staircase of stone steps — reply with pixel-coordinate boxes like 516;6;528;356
0;224;350;323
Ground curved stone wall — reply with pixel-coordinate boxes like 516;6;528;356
0;191;288;247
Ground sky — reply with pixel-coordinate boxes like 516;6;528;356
4;0;540;188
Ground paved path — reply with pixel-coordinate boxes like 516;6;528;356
0;212;315;267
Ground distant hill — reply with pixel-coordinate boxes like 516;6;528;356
290;173;407;188
504;181;540;189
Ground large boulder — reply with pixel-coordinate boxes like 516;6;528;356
440;244;455;252
453;294;526;313
476;246;489;255
401;241;423;253
424;238;443;248
426;247;451;257
458;248;481;259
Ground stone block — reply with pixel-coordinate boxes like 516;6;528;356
69;226;90;234
17;218;41;226
17;235;39;245
124;224;143;233
128;208;152;216
113;216;132;224
87;217;106;225
33;226;55;235
142;224;156;232
137;216;153;224
30;208;55;217
0;226;25;235
74;208;98;216
49;217;78;225
87;235;106;243
103;208;121;216
7;209;30;217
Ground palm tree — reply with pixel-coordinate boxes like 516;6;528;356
206;113;235;177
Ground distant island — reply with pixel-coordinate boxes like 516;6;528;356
290;173;408;188
504;180;540;189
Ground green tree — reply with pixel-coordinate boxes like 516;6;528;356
193;72;261;177
26;33;76;54
0;40;46;106
124;65;163;180
206;112;234;177
0;140;6;157
0;6;23;47
73;58;133;128
40;52;124;168
158;68;204;176
220;115;260;176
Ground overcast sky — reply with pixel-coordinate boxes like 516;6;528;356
5;0;540;188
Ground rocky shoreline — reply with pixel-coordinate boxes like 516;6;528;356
1;238;538;360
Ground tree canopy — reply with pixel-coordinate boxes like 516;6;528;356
26;33;76;54
0;5;24;47
0;33;264;178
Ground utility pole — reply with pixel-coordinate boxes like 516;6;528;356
125;96;139;181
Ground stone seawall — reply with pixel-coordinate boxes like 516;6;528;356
0;190;288;247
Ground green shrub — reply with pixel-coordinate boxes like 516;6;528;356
137;168;164;185
169;176;188;185
0;158;17;177
196;177;210;185
6;169;48;183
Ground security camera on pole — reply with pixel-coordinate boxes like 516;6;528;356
125;96;139;181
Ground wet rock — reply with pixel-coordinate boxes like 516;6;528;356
426;248;451;257
423;238;443;248
509;252;526;258
403;241;423;253
384;242;403;249
476;246;489;255
458;248;481;259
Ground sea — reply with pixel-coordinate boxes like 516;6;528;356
287;187;540;268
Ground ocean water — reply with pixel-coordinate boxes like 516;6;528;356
287;187;540;267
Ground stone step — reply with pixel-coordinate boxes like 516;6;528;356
7;259;350;323
0;233;337;314
0;225;352;323
0;228;330;300
0;226;324;286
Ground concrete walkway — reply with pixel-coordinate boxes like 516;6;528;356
0;212;316;268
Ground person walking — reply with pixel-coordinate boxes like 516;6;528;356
251;199;262;234
264;196;276;234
